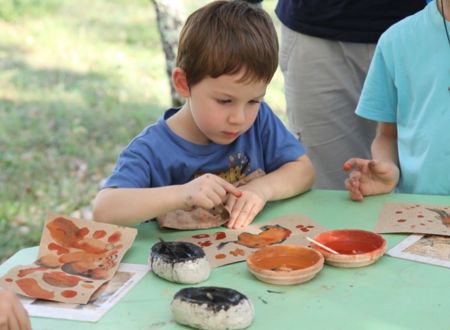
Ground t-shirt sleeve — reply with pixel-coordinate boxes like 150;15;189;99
356;35;397;123
102;139;153;189
259;102;306;172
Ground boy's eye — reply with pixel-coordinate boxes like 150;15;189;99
249;100;261;105
217;99;231;104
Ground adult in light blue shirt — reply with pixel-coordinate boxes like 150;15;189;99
343;0;450;200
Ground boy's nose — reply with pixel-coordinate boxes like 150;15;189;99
228;106;246;125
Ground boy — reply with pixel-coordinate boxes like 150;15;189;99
93;1;315;228
344;0;450;201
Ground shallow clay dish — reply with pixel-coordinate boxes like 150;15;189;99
247;245;324;285
311;229;386;268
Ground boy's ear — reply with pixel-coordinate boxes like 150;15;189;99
172;67;190;98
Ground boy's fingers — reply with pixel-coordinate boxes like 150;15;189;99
213;175;242;198
350;191;364;201
233;203;253;228
343;161;352;172
225;196;237;214
343;158;360;171
7;311;20;330
345;158;372;172
239;206;258;228
228;186;242;198
349;170;361;182
13;300;30;330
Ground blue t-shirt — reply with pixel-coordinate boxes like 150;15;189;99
104;102;305;188
356;1;450;195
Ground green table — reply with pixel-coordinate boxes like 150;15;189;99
1;190;449;330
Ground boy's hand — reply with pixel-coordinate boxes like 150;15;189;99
181;174;241;211
225;187;266;229
0;290;32;330
343;158;399;201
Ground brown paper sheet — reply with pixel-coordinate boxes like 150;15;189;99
0;214;137;304
177;214;328;267
374;202;450;236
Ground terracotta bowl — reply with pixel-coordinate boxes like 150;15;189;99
247;245;324;285
311;229;386;268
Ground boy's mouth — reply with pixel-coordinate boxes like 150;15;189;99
222;131;239;138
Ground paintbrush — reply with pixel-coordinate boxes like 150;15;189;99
306;237;339;255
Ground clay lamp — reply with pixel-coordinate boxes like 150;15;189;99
310;229;387;268
246;245;324;285
149;241;210;284
171;286;254;330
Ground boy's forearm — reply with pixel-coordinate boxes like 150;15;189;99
244;155;315;201
93;186;184;226
371;125;399;167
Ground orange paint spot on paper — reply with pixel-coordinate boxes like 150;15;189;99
18;266;47;277
61;290;77;298
215;232;226;240
230;248;245;256
215;253;227;259
48;243;69;255
108;231;122;243
16;278;55;300
43;271;82;288
397;219;407;223
46;217;80;247
93;230;107;239
76;227;89;239
198;241;212;247
37;254;61;268
75;238;110;254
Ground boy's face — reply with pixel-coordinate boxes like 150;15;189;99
186;71;267;145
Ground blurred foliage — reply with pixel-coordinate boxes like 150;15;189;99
0;0;61;21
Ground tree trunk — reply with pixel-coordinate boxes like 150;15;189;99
151;0;185;107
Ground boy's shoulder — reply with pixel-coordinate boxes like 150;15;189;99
256;101;275;119
126;108;175;149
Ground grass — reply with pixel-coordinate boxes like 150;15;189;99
0;0;286;262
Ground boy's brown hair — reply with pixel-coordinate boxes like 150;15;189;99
176;0;278;87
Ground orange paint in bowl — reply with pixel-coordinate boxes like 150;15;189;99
247;245;324;285
311;229;386;268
